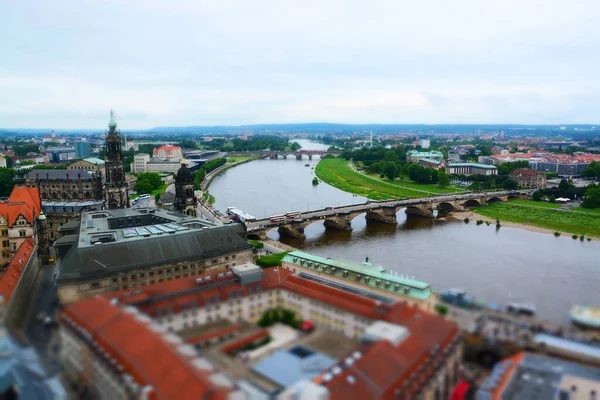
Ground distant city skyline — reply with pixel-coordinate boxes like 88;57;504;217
1;0;600;129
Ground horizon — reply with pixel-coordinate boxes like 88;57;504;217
0;121;599;134
2;1;600;128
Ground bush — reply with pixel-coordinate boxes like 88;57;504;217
312;177;319;185
463;218;470;224
554;232;561;237
485;221;490;226
587;238;592;241
476;220;483;225
580;235;585;241
248;239;264;250
572;234;578;239
435;304;449;316
134;180;153;194
255;252;289;268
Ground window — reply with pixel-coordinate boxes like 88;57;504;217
91;282;100;289
112;278;118;283
2;240;8;247
19;230;27;238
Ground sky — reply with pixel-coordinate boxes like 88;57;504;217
1;0;600;129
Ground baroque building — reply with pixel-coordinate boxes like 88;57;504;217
104;110;129;209
174;161;197;216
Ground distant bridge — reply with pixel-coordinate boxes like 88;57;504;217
225;150;341;160
244;190;533;239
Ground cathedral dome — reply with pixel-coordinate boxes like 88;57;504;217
177;161;193;183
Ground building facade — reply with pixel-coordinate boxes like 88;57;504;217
54;208;253;304
0;156;6;168
447;163;498;176
74;142;91;159
145;158;191;173
174;162;197;216
104;111;129;209
26;169;104;241
0;184;42;257
509;168;547;189
131;153;150;173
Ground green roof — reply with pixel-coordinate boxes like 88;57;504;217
82;157;105;165
283;251;431;300
447;163;497;169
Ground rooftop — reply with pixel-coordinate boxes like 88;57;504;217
0;239;34;303
27;169;99;181
482;352;600;400
283;251;431;299
0;185;41;226
81;157;105;165
252;346;336;389
55;208;251;284
62;297;236;400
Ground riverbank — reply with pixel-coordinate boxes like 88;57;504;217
453;204;600;239
315;157;465;200
201;157;257;192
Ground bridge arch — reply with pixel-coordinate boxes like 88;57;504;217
462;199;481;208
487;197;504;204
436;202;456;213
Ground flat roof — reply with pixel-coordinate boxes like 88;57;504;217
283;251;431;299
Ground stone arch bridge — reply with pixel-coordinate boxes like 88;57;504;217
226;150;340;160
244;190;532;239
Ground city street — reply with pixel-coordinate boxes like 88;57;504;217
23;262;62;377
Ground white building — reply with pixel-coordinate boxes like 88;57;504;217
0;156;6;168
419;139;431;149
131;153;150;173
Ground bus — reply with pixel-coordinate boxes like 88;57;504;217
285;211;301;219
269;214;286;223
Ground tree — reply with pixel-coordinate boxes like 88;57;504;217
290;141;301;151
437;171;450;188
383;161;398;180
136;172;162;190
134;180;153;194
581;162;600;180
532;190;544;201
503;179;519;190
0;168;15;197
558;179;573;192
582;186;600;208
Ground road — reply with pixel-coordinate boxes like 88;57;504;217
23;262;62;376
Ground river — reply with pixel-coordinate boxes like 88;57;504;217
209;139;600;323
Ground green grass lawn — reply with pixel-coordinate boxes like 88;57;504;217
474;203;600;237
226;156;258;163
315;158;466;200
363;172;467;194
508;199;561;208
130;183;168;200
577;207;600;214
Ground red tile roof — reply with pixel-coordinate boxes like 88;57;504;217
153;145;182;156
219;330;269;354
509;168;546;177
185;324;242;345
0;239;34;303
63;296;233;400
0;186;41;226
96;266;459;399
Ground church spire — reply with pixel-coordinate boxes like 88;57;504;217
104;110;129;209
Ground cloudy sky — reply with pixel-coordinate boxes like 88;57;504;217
1;0;600;129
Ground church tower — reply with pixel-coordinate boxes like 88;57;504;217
174;160;197;216
104;110;130;209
